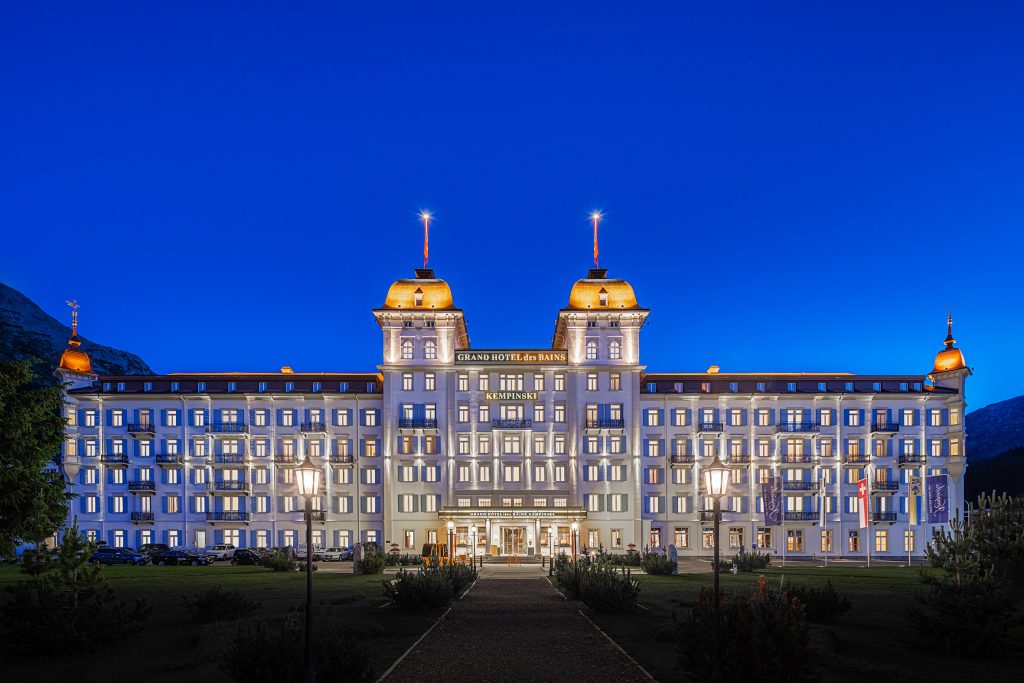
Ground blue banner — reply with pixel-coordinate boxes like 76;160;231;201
763;476;782;527
926;474;949;524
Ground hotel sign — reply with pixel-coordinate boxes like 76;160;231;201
455;349;568;365
439;508;587;520
484;391;538;401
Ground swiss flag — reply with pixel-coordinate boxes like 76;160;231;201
857;478;869;529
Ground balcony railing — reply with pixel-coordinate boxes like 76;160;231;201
898;454;926;465
126;423;155;434
696;422;724;433
128;481;156;493
727;454;751;464
300;422;329;433
781;453;815;464
207;511;251;522
398;418;438;430
304;510;326;522
155;454;183;466
101;453;129;465
131;512;154;522
206;423;249;434
871;512;897;523
492;418;532;430
871;422;901;434
844;454;870;464
671;454;695;465
213;453;246;465
586;418;625;430
873;481;900;492
785;511;818;522
274;454;297;465
776;422;821;434
330;454;354;465
700;510;719;522
783;481;817;491
207;481;251;493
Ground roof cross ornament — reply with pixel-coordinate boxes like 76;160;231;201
66;299;80;339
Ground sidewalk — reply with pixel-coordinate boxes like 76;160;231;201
382;576;650;681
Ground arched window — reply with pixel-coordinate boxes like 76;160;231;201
401;339;414;360
424;339;437;360
609;340;621;360
585;339;598;360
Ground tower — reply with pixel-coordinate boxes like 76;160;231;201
929;313;970;513
56;299;97;389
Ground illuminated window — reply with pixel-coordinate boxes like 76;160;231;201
587;373;598;391
413;289;424;306
820;529;833;552
598;289;608;306
534;374;545;391
609;340;621;360
609;372;621;391
458;374;469;391
402;373;413;391
479;374;490;391
586;339;598;360
554;374;565;391
674;528;689;548
401;339;414;360
424;339;437;360
875;530;888;552
904;529;915;552
848;530;860;552
786;529;803;552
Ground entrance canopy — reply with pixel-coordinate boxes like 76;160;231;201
438;506;586;521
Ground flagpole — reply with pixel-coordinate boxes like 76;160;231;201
591;211;602;268
420;210;431;268
867;466;872;569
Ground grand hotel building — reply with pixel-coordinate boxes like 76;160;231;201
55;266;970;559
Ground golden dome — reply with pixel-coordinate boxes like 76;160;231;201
59;336;93;374
931;314;967;374
381;268;456;310
567;269;640;309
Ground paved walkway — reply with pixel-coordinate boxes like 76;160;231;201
383;573;650;682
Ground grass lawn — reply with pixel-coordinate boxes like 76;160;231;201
577;566;1024;682
0;564;441;682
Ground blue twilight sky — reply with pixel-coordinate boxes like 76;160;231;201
1;2;1022;410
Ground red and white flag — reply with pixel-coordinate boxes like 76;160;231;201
857;478;869;529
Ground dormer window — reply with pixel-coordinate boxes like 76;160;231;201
227;382;236;393
258;382;267;392
598;287;609;307
170;382;180;392
413;287;424;307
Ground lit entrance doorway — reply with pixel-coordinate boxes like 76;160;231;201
501;527;525;556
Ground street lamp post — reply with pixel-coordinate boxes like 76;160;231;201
296;457;324;683
447;520;455;566
702;455;730;678
570;521;579;563
547;525;554;575
469;524;477;568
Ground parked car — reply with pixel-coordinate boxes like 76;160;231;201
138;543;169;558
205;544;236;561
89;547;148;566
230;549;261;566
153;549;210;566
322;547;352;561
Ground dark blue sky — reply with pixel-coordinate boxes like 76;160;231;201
2;2;1021;409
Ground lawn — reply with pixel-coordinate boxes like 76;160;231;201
578;565;1024;682
0;564;441;682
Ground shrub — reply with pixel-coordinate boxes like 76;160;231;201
780;579;851;622
184;585;261;623
717;551;772;573
678;575;812;680
382;564;478;610
554;558;640;612
261;550;296;572
222;614;374;682
640;552;677;575
0;520;151;652
906;570;1017;657
358;550;386;575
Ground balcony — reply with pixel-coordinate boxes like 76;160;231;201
585;418;624;434
126;423;155;436
781;453;815;464
155;454;183;467
784;511;818;522
212;453;247;465
871;422;901;435
101;453;129;466
274;454;297;465
398;418;439;434
872;481;900;493
131;512;154;524
871;512;897;523
207;511;251;523
898;454;926;466
776;422;821;434
727;453;751;465
696;422;724;434
302;510;326;522
207;481;251;494
300;422;329;434
843;454;870;466
783;481;818;492
699;510;719;523
206;423;249;435
330;454;354;465
670;454;695;466
492;418;532;430
128;481;156;494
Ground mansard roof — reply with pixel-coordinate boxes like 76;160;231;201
67;372;383;396
640;372;958;395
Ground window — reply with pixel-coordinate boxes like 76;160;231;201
611;529;623;549
729;409;742;427
904;529;915;552
848;530;860;552
424;339;437;360
554;374;565;391
609;340;621;360
875;529;888;552
820;529;833;553
553;404;565;423
645;409;661;426
401;339;414;360
404;530;415;549
533;405;545;423
646;496;661;513
609;372;621;391
458;374;469;391
479;465;491;482
585;339;598;360
674;528;689;549
504;465;521;482
402;373;413;391
756;409;770;426
787;529;803;552
424;373;436;391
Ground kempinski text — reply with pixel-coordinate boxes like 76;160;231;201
54;265;969;559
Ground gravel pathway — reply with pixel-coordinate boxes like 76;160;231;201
383;576;651;681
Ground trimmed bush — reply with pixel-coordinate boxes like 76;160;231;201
382;564;478;610
261;550;296;572
678;575;812;680
222;614;374;682
358;551;386;575
780;579;851;622
640;552;677;575
183;585;260;623
717;551;772;573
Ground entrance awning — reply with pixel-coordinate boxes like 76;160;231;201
438;506;586;521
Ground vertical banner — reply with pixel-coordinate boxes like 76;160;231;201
908;476;921;526
926;474;949;524
763;476;782;527
857;478;869;529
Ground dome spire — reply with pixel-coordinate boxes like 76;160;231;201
931;309;966;375
66;299;82;346
58;298;93;374
944;308;955;348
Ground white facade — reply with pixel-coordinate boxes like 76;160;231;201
56;266;969;558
